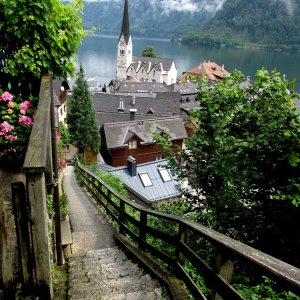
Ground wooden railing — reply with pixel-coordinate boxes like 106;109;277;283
75;159;300;300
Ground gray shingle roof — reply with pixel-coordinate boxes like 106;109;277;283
131;56;175;72
101;160;189;202
92;93;181;127
116;82;169;93
103;116;187;150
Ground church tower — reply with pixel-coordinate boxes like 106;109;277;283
116;0;132;79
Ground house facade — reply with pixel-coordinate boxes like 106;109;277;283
100;117;187;167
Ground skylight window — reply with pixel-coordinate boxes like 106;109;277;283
158;168;172;182
139;172;152;187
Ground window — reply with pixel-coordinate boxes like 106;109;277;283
120;50;125;55
139;172;152;187
158;168;172;182
156;155;163;160
129;140;137;149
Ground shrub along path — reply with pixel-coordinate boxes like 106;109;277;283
63;166;167;299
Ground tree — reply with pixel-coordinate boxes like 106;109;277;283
153;69;300;263
142;46;157;58
0;0;85;78
67;65;100;155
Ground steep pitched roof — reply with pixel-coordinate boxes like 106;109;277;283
102;116;187;150
116;82;169;93
119;0;130;44
131;56;175;73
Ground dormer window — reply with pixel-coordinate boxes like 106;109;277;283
129;140;137;149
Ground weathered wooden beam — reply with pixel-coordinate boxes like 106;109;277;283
0;196;15;299
26;172;53;299
23;75;51;173
11;182;33;292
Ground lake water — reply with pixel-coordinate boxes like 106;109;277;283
77;34;300;91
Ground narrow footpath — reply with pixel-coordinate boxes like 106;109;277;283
63;166;167;300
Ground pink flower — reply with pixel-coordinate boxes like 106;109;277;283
8;148;16;153
20;109;26;115
0;121;14;133
5;135;17;141
18;116;33;126
20;100;33;111
7;101;15;108
0;92;13;102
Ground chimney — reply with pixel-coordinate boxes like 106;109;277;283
127;156;137;177
129;108;137;121
222;64;224;71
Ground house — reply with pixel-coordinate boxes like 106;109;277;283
100;116;187;167
178;61;230;83
116;0;177;85
92;92;181;128
52;79;70;125
99;158;191;204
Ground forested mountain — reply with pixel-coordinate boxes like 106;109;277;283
74;0;224;38
181;0;300;48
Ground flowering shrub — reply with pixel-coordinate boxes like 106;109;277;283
0;90;37;169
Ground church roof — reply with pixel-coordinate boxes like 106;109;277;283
131;56;175;73
119;0;130;44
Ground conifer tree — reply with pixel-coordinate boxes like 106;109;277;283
67;65;100;155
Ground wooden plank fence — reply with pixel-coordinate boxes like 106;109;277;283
75;158;300;299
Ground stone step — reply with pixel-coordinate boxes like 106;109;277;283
68;247;167;299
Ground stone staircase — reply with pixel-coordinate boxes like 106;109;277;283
68;246;168;300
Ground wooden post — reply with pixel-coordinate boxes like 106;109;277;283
0;196;15;299
119;201;125;235
176;223;187;265
139;211;147;250
212;250;234;300
11;182;33;292
26;172;53;300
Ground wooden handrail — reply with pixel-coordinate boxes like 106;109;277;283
75;158;300;299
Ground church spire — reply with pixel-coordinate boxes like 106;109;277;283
120;0;130;44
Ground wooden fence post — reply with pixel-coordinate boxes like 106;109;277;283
139;211;147;250
119;201;125;235
26;172;53;300
212;250;234;300
176;223;188;265
11;182;33;292
0;196;15;299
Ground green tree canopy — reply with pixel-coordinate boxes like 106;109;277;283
153;69;300;262
67;65;100;155
0;0;85;78
142;46;157;58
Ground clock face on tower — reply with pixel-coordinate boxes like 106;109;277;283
120;41;125;46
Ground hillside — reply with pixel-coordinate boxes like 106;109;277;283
181;0;300;48
77;0;224;38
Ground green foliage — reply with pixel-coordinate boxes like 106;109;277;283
91;165;128;197
60;192;68;218
67;65;100;155
153;68;300;264
47;194;55;218
57;122;70;152
0;0;85;78
142;46;157;58
181;0;300;48
233;276;300;300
